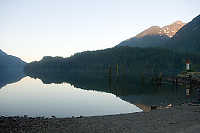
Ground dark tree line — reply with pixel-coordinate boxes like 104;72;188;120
24;47;200;83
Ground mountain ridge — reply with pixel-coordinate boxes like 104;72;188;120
0;49;26;89
0;49;26;68
116;21;185;48
0;49;7;56
166;14;200;52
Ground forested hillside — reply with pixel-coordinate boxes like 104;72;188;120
24;47;200;83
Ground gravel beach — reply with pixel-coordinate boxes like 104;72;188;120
1;104;200;133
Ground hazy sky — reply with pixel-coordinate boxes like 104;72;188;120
0;0;200;62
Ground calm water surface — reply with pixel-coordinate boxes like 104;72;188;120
0;77;141;117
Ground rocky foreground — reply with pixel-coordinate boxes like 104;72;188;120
0;104;200;133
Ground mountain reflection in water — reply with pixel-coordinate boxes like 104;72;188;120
0;76;141;117
0;69;25;89
1;71;199;115
26;72;199;109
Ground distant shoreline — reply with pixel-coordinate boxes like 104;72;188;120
1;104;200;133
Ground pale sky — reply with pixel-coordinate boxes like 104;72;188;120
0;0;200;62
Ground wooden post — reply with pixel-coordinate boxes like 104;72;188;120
108;66;112;91
175;78;178;86
116;64;119;76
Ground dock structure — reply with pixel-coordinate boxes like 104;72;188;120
169;59;200;87
175;72;200;87
151;72;200;88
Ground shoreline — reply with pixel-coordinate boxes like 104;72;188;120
1;104;200;133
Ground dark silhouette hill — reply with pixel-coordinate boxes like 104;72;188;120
116;21;185;48
0;49;26;69
0;49;26;88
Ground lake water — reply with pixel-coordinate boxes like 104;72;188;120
0;74;198;118
0;77;142;117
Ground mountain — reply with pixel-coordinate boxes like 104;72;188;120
116;21;185;48
0;49;7;56
0;49;26;88
0;49;26;69
0;49;26;77
166;14;200;53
